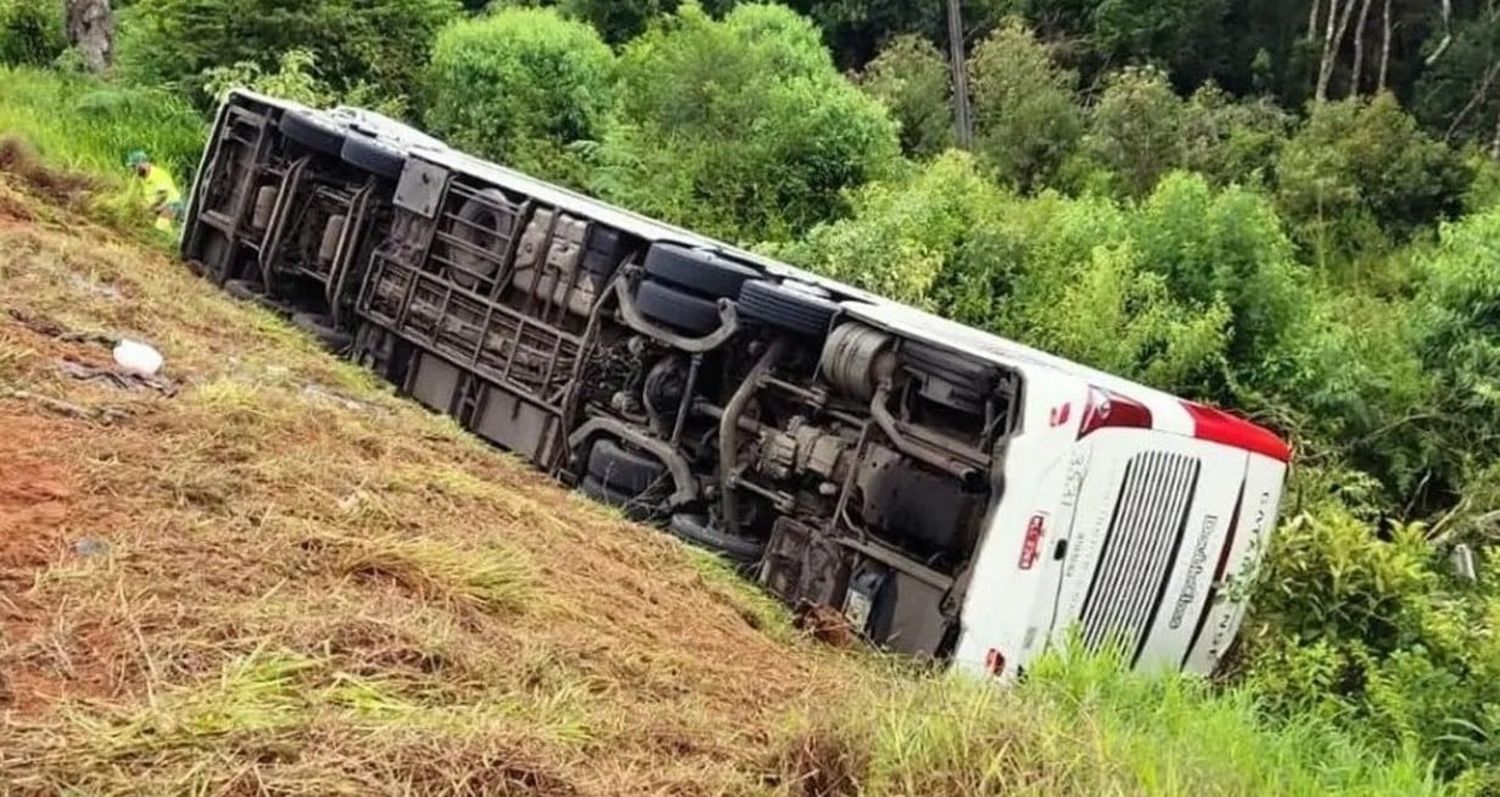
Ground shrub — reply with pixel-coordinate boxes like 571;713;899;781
0;0;64;67
773;151;1006;307
857;34;952;159
424;7;615;184
1082;65;1185;198
968;20;1082;191
1179;83;1292;187
1244;501;1500;784
116;0;460;108
1276;94;1473;262
592;2;900;243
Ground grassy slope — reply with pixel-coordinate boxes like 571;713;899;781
0;66;1448;796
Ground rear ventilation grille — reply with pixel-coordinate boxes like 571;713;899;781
1078;451;1201;662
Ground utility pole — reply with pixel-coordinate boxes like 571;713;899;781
946;0;974;149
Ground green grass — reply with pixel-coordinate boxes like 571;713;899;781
0;65;205;192
780;646;1445;796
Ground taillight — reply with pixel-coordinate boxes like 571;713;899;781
1078;386;1152;439
985;648;1006;676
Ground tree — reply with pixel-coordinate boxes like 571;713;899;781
116;0;459;107
0;0;66;66
1082;65;1185;197
1276;93;1473;259
592;3;899;243
968;20;1082;191
64;0;111;72
857;35;953;158
424;8;615;185
1179;83;1292;186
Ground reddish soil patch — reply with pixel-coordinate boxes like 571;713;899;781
0;411;95;716
0;413;73;573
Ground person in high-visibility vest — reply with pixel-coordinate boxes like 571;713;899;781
126;150;183;234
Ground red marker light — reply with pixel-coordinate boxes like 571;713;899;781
1183;402;1292;463
1019;514;1045;570
1078;386;1152;439
985;648;1006;676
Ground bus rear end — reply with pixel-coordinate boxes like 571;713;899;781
953;381;1288;679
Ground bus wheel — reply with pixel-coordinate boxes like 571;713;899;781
635;279;723;336
644;243;759;299
340;132;405;181
579;476;655;521
587;438;667;495
290;312;352;351
667;514;765;564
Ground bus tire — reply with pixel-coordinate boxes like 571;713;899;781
635;279;722;336
450;188;514;290
340;132;405;181
587;438;666;495
668;514;765;563
291;312;352;350
737;280;839;338
644;243;759;299
278;109;346;158
579;476;653;520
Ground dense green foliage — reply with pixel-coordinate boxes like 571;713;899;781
116;0;460;107
589;3;899;242
855;35;952;159
0;0;64;67
423;7;614;184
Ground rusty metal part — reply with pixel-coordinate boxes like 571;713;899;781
870;381;986;488
719;338;788;537
612;277;740;353
568;416;698;508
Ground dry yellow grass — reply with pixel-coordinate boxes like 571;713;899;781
0;171;871;796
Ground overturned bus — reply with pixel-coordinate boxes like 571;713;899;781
180;91;1291;679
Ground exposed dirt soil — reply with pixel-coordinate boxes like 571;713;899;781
0;174;867;796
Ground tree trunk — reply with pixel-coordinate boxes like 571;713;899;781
1307;0;1323;44
1426;0;1454;66
1378;0;1392;89
1445;62;1500;141
65;0;113;73
1350;0;1374;96
1491;98;1500;159
1316;0;1357;102
946;0;973;150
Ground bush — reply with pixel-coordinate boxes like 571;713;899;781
857;34;952;159
1276;94;1473;262
968;20;1082;191
1411;206;1500;475
1179;83;1291;187
0;0;64;66
1081;65;1185;198
592;2;900;243
424;7;615;185
773;151;1006;307
1244;501;1500;785
116;0;460;108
